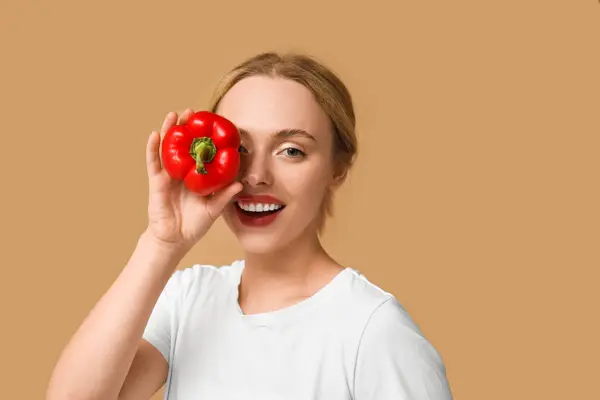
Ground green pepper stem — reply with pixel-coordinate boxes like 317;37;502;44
189;137;217;174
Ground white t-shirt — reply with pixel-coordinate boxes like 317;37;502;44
143;260;453;400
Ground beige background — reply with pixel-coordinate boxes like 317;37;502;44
1;1;598;399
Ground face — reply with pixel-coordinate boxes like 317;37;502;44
217;75;337;254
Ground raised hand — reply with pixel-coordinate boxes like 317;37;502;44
144;109;242;251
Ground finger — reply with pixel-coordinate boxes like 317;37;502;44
205;181;243;220
160;111;178;140
146;131;162;177
178;108;195;125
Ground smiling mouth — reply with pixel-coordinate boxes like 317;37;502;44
235;202;286;217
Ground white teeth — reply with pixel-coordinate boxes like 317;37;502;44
237;202;283;212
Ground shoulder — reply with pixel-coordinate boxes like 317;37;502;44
333;269;427;349
339;269;427;344
346;273;453;399
336;268;410;326
161;259;243;300
360;296;427;350
346;271;440;367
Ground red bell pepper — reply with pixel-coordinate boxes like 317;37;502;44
161;111;241;196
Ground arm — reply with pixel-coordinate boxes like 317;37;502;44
353;297;454;400
116;339;169;400
45;231;186;400
45;109;241;400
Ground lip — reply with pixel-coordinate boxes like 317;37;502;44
235;194;285;205
233;194;286;228
235;205;283;227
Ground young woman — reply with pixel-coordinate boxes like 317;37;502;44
47;52;453;400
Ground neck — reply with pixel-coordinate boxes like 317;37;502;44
244;230;329;279
238;227;342;314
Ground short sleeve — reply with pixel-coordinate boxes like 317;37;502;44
353;297;453;400
142;268;190;363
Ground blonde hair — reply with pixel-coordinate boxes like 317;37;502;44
208;51;358;234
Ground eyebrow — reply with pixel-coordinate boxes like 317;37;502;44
238;128;317;142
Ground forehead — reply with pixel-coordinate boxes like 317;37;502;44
216;75;332;140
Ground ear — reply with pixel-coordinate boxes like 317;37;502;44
330;167;348;188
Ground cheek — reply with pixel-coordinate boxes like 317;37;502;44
279;159;332;207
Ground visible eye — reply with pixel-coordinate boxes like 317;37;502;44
238;145;248;154
282;147;306;158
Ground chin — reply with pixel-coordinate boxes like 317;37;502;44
222;203;313;255
236;233;289;255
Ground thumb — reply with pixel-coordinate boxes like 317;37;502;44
206;181;243;218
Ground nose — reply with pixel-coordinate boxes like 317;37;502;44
240;152;273;187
